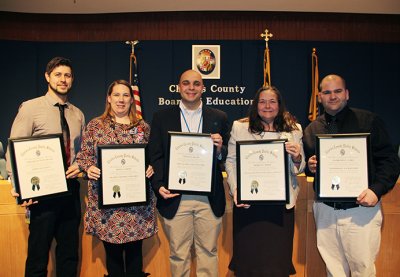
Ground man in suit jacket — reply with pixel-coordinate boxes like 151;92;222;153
149;69;230;276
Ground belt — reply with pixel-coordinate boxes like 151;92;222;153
323;202;359;210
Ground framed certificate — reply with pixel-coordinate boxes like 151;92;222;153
316;133;371;202
8;134;69;204
167;132;216;195
237;139;289;205
98;144;148;208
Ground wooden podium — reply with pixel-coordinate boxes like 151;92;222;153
0;176;399;277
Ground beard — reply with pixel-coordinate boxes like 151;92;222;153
49;82;71;96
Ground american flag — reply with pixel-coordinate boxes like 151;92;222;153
131;72;142;119
128;41;143;119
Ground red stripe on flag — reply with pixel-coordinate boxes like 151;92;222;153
132;85;142;117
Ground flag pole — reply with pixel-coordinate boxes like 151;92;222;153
125;40;142;118
126;40;139;85
260;28;273;87
308;48;319;121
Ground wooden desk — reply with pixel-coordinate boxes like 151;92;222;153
0;177;399;277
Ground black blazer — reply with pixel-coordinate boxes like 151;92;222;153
149;105;230;219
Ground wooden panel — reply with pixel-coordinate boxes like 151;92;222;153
376;181;400;277
0;11;399;43
0;177;399;277
305;181;327;277
0;182;28;277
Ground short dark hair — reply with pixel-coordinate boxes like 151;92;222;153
46;57;73;76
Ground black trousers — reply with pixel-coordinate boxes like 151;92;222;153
103;240;144;277
25;180;81;277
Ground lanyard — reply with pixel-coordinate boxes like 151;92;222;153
180;108;203;133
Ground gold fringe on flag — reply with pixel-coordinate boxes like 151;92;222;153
263;47;271;87
308;48;319;121
260;29;273;87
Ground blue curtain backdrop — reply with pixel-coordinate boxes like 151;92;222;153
1;40;399;148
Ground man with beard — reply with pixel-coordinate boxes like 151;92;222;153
7;57;85;277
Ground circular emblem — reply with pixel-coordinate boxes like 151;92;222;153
189;146;194;153
121;159;126;165
250;180;259;194
340;149;345;156
178;171;187;179
36;150;41;156
259;154;264;161
113;185;121;193
332;176;341;185
196;49;216;75
251;180;259;189
31;176;40;185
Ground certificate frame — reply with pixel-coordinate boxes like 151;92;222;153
97;144;148;208
8;134;69;204
237;139;289;205
316;133;371;202
167;132;216;195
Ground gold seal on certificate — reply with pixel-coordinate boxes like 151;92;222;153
250;180;259;194
167;132;215;195
316;133;371;202
98;144;148;208
112;185;121;198
30;176;41;191
8;134;69;204
237;139;289;205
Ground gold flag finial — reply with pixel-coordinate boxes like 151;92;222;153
260;29;273;86
125;40;139;56
260;29;273;48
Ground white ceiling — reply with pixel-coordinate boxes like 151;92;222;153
1;0;399;15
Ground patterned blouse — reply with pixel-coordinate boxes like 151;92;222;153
76;116;157;244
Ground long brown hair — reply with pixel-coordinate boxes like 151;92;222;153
247;86;299;134
99;80;138;125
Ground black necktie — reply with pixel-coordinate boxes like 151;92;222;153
327;116;338;134
57;103;71;166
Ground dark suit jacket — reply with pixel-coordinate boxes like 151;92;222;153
149;105;230;219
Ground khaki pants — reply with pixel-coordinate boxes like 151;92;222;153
162;195;222;277
313;201;382;277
